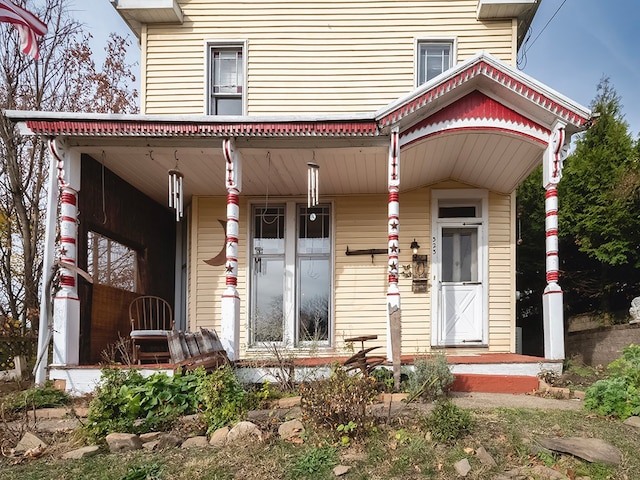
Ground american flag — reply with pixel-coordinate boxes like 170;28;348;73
0;0;47;59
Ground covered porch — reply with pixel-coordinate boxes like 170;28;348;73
6;52;591;392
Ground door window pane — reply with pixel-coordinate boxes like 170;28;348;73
442;228;477;283
252;257;284;342
298;258;330;342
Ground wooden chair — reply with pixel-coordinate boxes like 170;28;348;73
129;295;174;364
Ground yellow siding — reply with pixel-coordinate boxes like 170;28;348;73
143;0;515;115
487;191;514;352
189;185;515;358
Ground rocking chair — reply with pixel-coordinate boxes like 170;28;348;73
129;295;174;364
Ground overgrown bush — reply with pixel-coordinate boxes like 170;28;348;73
299;364;377;438
1;383;70;414
85;368;205;440
405;353;454;402
197;364;247;433
423;399;473;443
584;344;640;419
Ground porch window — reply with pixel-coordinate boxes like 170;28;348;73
417;40;453;85
208;43;244;115
250;203;332;346
87;231;138;292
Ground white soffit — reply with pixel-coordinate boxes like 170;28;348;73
476;0;539;19
111;0;183;24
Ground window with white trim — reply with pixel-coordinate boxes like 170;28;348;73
417;41;453;85
250;203;331;346
208;44;244;115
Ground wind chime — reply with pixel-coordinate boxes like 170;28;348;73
307;159;319;209
168;150;184;221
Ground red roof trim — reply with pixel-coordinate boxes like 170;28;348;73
378;60;590;128
24;119;379;137
403;91;550;139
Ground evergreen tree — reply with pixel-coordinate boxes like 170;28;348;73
559;77;640;314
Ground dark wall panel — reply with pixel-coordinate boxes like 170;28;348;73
78;155;176;363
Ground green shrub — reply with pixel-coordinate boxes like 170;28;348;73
406;354;454;402
584;344;640;419
1;383;70;414
85;368;205;440
197;364;247;433
371;367;394;392
424;399;473;444
290;445;338;479
299;364;377;438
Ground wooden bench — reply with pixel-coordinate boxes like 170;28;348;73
344;335;386;375
167;328;229;371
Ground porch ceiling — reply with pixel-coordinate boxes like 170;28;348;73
79;128;543;206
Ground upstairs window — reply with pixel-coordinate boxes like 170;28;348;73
417;41;453;85
208;44;244;115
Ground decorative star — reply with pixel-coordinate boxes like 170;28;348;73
60;246;68;257
225;263;234;273
389;244;398;253
390;221;398;230
389;262;397;272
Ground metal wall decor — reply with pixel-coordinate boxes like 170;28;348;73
307;160;319;208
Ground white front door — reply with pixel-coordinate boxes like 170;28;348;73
432;190;488;347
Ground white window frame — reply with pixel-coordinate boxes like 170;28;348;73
205;40;247;116
415;38;456;87
246;199;334;350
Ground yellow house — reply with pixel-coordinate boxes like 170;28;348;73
7;0;591;394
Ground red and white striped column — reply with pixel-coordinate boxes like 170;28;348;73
221;138;242;361
386;128;401;362
48;138;81;366
542;123;567;360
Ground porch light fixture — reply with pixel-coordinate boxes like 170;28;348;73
410;239;420;255
307;161;319;208
168;150;184;221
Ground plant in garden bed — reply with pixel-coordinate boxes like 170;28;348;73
405;353;454;402
85;367;206;440
1;382;70;417
584;344;640;419
197;363;248;433
422;399;474;444
299;364;377;440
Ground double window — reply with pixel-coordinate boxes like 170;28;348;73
250;203;332;347
417;40;453;86
208;43;245;115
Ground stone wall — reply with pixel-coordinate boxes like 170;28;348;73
566;323;640;367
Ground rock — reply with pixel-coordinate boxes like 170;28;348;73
227;421;262;443
62;445;100;459
454;458;471;477
156;433;182;449
629;296;640;323
105;433;142;453
142;441;159;451
623;416;640;429
537;436;622;465
475;446;497;467
529;465;568;479
333;465;351;476
15;432;47;453
181;436;209;448
275;396;301;408
209;426;230;447
278;419;305;440
140;432;163;443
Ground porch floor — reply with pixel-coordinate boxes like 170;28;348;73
50;353;557;396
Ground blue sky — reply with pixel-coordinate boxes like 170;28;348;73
77;0;640;136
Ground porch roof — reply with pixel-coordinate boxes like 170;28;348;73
5;52;591;201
